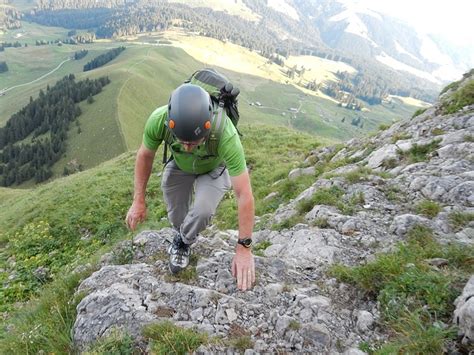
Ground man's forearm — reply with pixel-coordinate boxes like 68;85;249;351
133;147;155;203
237;192;255;239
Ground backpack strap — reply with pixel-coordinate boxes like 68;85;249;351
162;121;175;164
205;101;226;156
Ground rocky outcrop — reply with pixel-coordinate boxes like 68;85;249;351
73;230;383;352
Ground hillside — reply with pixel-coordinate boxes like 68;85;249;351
1;69;472;352
0;22;428;187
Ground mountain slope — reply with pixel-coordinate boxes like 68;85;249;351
68;69;473;352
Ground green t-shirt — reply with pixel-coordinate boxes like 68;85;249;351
143;105;246;176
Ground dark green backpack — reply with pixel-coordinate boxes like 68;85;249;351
162;68;240;163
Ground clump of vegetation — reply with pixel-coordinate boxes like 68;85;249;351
464;134;474;142
271;215;305;231
253;240;272;257
412;108;427;118
330;225;474;353
381;157;399;170
415;199;441;218
312;217;329;228
85;329;134;354
230;336;253;351
390;132;412;143
297;186;345;214
449;211;474;232
431;127;445;136
397;139;440;164
384;184;403;202
142;321;209;354
343;166;373;184
378;123;391;131
441;80;474;114
288;320;301;331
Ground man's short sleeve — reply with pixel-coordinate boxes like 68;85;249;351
143;106;167;151
218;119;247;177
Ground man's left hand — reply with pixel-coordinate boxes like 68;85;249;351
232;247;255;291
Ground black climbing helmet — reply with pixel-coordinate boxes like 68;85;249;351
167;84;213;142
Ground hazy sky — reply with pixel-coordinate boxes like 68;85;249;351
357;0;473;45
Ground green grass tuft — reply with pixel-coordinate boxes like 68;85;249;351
390;132;412;143
84;329;135;354
142;321;208;354
431;128;445;136
415;200;441;218
344;166;373;184
296;186;345;214
412;108;427;118
312;217;329;229
464;134;474;142
253;240;272;257
230;335;253;351
271;215;305;231
398;139;440;164
448;211;474;232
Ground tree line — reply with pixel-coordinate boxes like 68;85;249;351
74;49;88;60
0;74;110;186
83;46;125;71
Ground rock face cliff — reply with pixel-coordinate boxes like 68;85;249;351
72;74;473;352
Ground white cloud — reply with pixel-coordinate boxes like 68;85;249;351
356;0;474;46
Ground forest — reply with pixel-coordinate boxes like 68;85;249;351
0;74;111;186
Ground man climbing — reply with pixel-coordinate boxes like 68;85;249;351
125;81;255;291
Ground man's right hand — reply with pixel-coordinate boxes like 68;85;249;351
126;201;147;231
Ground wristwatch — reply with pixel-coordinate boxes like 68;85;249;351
237;238;252;248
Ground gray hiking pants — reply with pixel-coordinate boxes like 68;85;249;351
161;160;232;245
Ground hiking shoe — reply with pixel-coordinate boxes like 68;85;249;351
167;233;190;274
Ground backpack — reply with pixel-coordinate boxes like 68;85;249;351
162;68;240;164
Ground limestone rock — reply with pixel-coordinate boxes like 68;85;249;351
453;276;474;345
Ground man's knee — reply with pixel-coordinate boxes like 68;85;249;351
193;201;215;223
